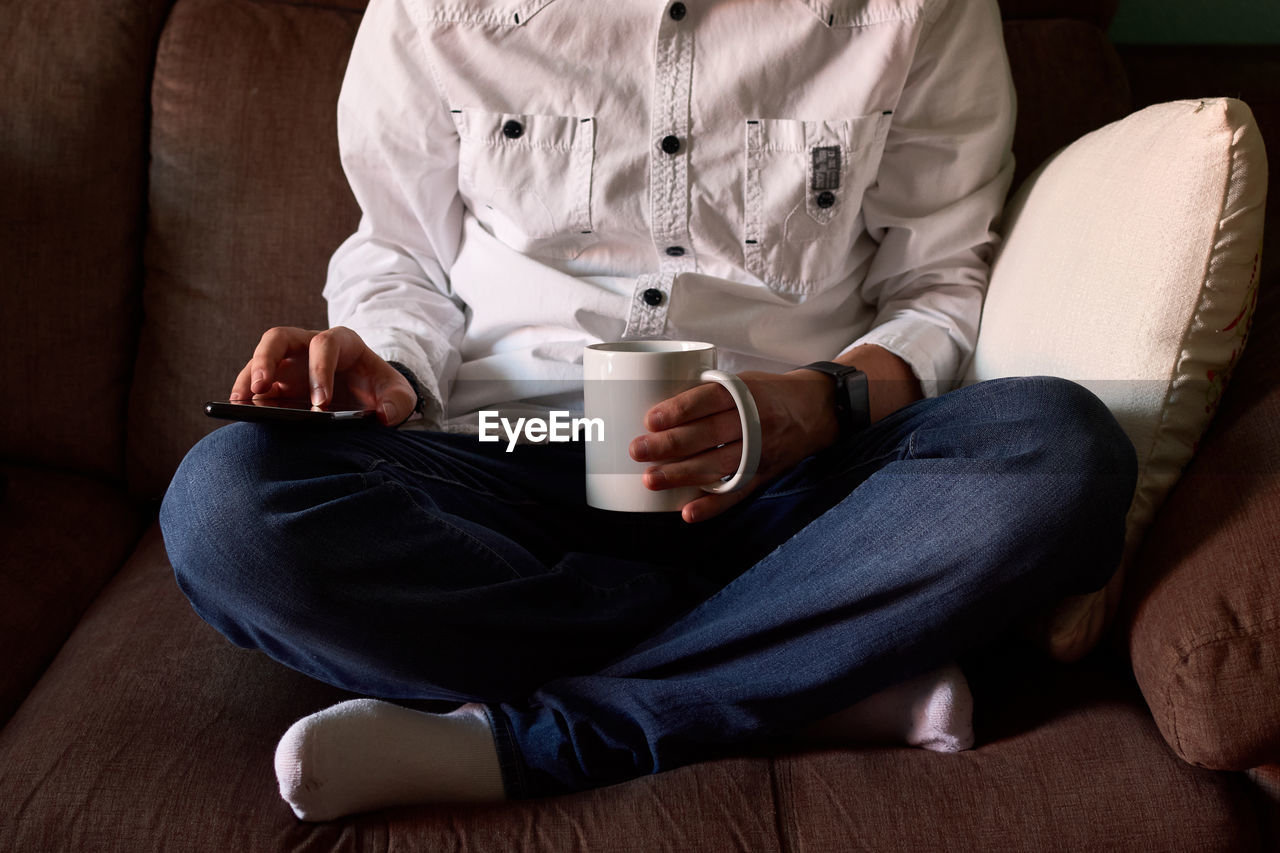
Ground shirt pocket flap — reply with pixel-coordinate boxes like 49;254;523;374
455;109;593;151
798;0;928;28
455;109;597;259
423;0;562;27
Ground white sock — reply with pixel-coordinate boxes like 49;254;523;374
274;698;506;821
798;662;975;752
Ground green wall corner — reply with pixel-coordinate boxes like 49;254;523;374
1108;0;1280;44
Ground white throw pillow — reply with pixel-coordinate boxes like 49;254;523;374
967;98;1268;660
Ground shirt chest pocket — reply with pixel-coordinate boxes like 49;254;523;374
743;114;891;294
455;109;597;260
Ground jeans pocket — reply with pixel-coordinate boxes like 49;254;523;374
743;113;891;294
455;108;598;259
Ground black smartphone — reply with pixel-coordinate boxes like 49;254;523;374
204;398;377;424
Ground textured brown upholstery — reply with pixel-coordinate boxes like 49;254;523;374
0;528;783;852
0;527;1260;851
0;465;147;725
773;659;1260;851
127;0;362;497
0;0;175;478
1001;19;1131;190
1122;280;1280;771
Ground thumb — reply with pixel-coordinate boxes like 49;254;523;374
378;399;402;427
376;376;419;427
681;485;753;524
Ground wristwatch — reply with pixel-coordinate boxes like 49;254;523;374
798;361;870;439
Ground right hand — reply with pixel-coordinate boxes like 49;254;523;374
230;326;418;427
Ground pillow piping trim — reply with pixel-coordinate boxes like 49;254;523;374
1126;99;1258;562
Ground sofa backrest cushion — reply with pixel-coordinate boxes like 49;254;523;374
1001;19;1131;190
998;0;1118;28
127;0;363;497
0;0;174;480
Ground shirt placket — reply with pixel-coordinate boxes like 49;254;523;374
625;0;695;340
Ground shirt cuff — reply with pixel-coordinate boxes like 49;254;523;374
374;347;445;429
386;360;428;425
841;314;963;400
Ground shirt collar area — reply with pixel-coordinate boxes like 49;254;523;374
795;0;930;28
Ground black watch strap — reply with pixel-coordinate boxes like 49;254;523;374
799;361;871;438
386;361;426;417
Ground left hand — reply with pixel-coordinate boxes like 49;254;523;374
632;345;923;523
629;369;840;523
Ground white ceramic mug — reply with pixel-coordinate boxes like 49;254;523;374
583;341;762;512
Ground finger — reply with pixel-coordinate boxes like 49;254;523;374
646;381;734;431
262;356;311;400
307;329;344;407
370;360;418;426
681;487;754;524
643;442;744;490
631;408;742;462
249;327;316;395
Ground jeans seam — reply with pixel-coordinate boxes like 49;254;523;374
753;446;904;502
365;457;542;506
564;567;668;596
361;467;530;580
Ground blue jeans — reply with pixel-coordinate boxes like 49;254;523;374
160;377;1136;798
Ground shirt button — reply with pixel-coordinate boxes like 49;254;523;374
502;120;524;139
816;190;837;208
660;134;681;155
665;246;685;257
642;288;665;307
669;3;687;21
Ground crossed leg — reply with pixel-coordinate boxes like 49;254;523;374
160;377;1136;814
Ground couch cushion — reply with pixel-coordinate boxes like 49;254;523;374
0;524;1260;851
0;0;174;478
1000;19;1131;190
0;525;782;852
1121;274;1280;771
0;464;147;726
773;652;1260;851
127;0;364;498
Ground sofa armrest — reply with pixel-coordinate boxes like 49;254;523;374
1120;292;1280;770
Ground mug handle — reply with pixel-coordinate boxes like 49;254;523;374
697;369;762;494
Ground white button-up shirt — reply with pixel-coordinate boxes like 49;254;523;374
325;0;1016;430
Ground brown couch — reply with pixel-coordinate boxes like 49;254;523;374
2;0;1277;848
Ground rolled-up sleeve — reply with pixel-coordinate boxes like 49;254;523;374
845;0;1016;397
324;0;466;428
